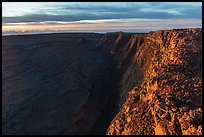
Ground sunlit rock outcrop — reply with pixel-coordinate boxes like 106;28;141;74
97;28;202;135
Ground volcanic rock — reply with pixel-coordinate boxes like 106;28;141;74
97;28;202;135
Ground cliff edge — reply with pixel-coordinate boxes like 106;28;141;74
96;28;202;135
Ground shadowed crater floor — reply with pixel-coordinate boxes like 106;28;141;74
2;33;121;135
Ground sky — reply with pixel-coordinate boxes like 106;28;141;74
2;2;202;35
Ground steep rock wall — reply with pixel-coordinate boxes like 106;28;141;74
96;28;202;135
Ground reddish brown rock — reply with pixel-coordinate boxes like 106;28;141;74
97;28;202;135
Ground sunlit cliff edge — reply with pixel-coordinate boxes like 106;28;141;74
96;28;202;135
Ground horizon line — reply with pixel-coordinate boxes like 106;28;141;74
2;27;202;37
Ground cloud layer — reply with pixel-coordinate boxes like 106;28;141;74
2;2;202;34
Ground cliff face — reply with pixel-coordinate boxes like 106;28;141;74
96;32;146;73
96;28;202;135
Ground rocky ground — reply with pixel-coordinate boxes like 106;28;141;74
2;28;202;135
96;28;202;135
